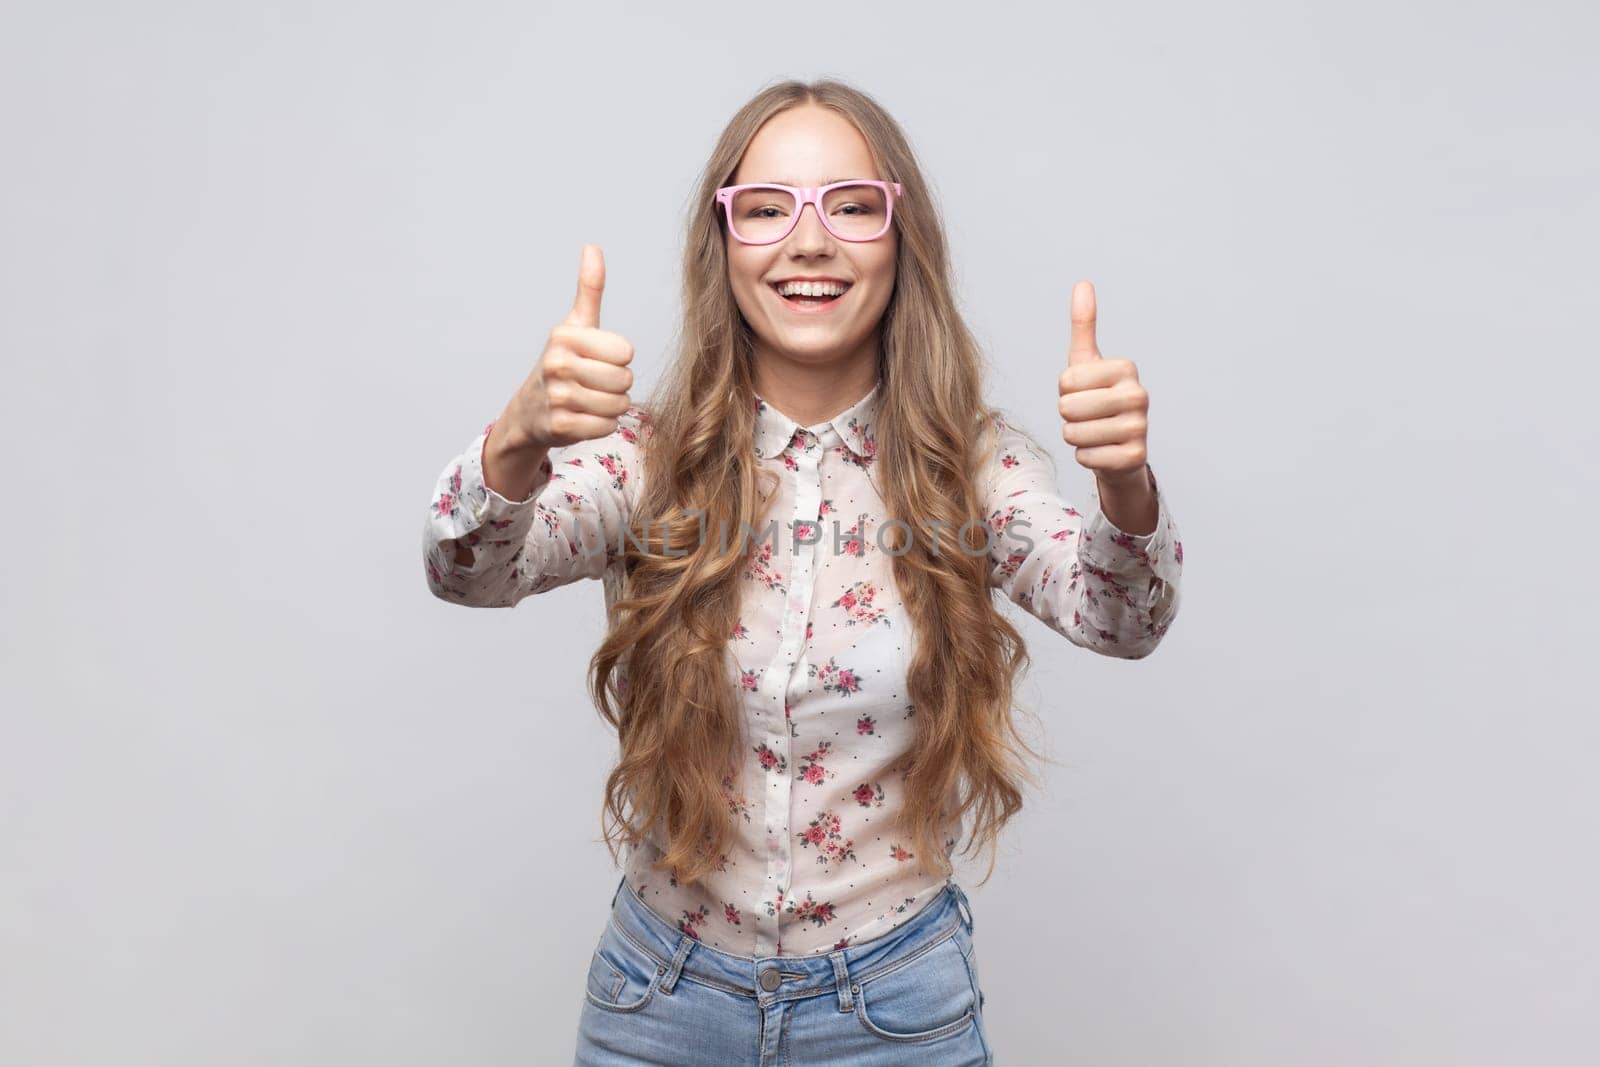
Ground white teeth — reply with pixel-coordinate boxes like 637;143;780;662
776;280;849;298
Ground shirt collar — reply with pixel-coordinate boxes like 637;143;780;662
752;377;881;463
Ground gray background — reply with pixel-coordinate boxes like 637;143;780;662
2;1;1595;1063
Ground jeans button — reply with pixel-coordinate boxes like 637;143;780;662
758;967;782;991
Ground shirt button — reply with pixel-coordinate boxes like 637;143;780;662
759;967;782;991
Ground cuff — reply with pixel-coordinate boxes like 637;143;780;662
460;423;551;530
1080;464;1183;585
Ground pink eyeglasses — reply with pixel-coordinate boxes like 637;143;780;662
715;180;905;245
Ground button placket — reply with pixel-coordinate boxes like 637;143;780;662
753;431;824;956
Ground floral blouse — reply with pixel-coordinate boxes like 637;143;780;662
422;377;1183;957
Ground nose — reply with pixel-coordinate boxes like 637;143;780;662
787;200;833;249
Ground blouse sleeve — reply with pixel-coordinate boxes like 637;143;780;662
979;413;1183;659
421;407;648;608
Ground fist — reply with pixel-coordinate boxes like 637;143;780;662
511;244;636;449
1058;280;1150;482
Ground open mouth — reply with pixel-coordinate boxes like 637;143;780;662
770;282;852;309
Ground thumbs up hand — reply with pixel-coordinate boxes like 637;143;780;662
503;244;636;450
1058;281;1159;534
1058;280;1151;485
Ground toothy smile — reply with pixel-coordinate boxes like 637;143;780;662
772;279;852;298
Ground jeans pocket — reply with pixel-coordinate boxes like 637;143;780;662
583;919;664;1014
853;931;979;1043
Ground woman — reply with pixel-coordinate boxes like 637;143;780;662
423;78;1182;1066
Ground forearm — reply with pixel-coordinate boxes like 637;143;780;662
482;412;551;504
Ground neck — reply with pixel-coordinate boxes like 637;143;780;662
751;338;880;427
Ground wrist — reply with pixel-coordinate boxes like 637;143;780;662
488;405;548;459
1097;463;1152;495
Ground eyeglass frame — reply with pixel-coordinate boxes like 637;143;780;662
714;180;906;245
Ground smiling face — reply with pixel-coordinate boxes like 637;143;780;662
725;104;898;378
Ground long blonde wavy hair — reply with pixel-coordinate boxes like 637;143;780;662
588;78;1049;890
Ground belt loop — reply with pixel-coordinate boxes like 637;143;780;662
949;881;974;934
830;952;854;1013
658;934;695;995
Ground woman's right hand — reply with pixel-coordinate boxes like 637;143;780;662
497;244;636;452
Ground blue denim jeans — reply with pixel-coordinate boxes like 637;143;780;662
574;875;993;1065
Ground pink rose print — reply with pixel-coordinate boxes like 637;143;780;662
677;903;710;940
535;503;559;541
786;891;838;927
595;452;628;491
1001;452;1019;470
889;843;915;862
833;515;870;557
743;540;785;593
754;741;787;774
721;775;752;822
795;741;835;786
856;715;876;736
818;498;835;517
987;503;1021;538
831;579;890;627
809;657;863;697
430;465;463;519
724;903;742;927
763;890;786;917
740;669;759;692
796;809;857;867
840;416;876;469
778;430;818;472
852;781;886;808
731;620;751;642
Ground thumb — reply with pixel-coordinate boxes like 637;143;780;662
563;244;605;328
1068;280;1101;366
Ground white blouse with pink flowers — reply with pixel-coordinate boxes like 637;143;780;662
422;377;1183;957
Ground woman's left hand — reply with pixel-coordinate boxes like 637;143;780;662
1059;281;1158;534
1058;280;1151;487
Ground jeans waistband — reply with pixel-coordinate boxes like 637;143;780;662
604;875;976;1007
